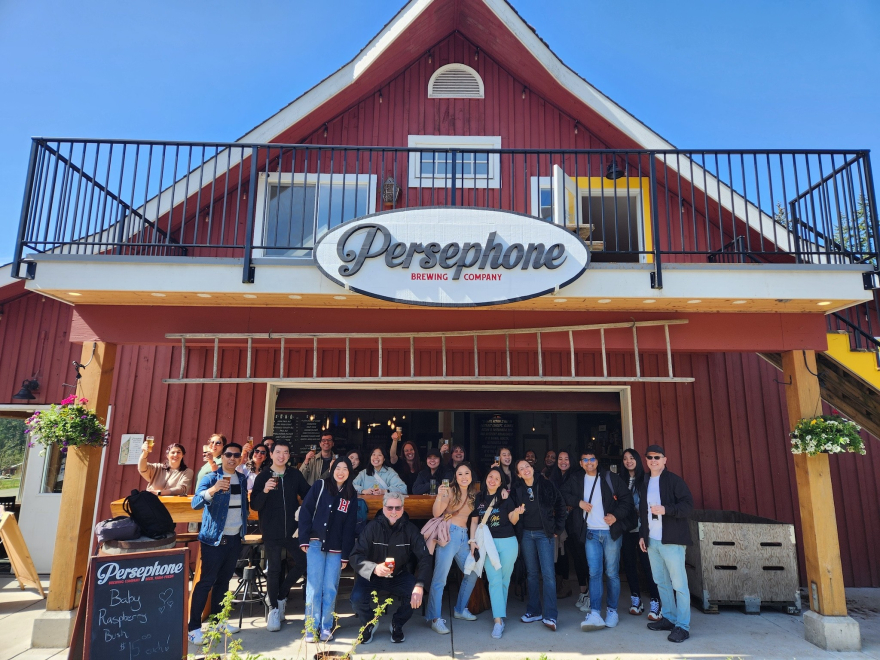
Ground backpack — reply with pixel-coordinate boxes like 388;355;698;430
123;489;175;539
355;497;370;536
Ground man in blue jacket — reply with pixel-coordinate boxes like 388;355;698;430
638;444;694;643
188;441;249;645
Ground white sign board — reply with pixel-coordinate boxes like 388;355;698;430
118;434;144;465
314;208;590;307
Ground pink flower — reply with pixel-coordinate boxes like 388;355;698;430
60;395;77;405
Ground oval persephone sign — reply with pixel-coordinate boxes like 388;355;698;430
314;208;590;307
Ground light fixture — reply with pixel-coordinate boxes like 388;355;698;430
817;301;832;306
597;298;611;303
382;177;400;204
605;159;625;180
392;416;396;421
68;292;82;297
342;417;346;424
574;121;579;135
323;124;328;138
379;90;383;103
151;292;166;297
642;299;656;304
13;378;39;401
368;427;372;434
522;87;527;100
427;50;432;64
289;294;302;300
474;47;479;60
357;418;361;429
309;414;315;421
402;415;406;420
326;417;330;428
197;293;212;298
687;299;701;304
732;300;748;305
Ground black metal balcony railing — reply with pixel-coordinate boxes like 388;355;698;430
13;139;879;288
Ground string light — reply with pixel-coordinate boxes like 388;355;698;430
323;124;328;138
357;418;361;429
342;417;346;424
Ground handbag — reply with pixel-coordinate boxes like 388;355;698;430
95;516;141;544
421;498;469;555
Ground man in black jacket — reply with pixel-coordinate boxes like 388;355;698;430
638;444;694;643
349;492;431;644
568;450;634;632
250;441;311;628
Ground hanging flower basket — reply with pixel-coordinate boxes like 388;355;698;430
790;414;866;456
24;395;108;456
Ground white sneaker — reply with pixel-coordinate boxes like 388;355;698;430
218;622;240;634
453;608;477;621
277;597;287;619
266;608;281;632
492;621;505;639
187;629;204;645
320;629;333;642
605;608;619;628
581;610;606;631
431;618;450;634
576;592;591;612
521;612;543;623
305;631;315;643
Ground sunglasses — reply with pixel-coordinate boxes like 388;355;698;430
223;452;242;459
384;505;403;512
646;455;663;460
210;441;223;446
526;487;535;502
253;449;267;455
581;457;598;463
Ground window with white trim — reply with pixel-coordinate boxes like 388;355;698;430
255;173;377;257
408;135;501;188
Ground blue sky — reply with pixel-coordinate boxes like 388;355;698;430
1;0;878;266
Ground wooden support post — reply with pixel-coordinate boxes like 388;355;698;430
782;349;847;617
46;342;117;612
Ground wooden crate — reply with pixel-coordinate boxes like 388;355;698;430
685;509;800;614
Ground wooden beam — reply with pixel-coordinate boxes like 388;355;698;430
46;342;117;612
782;349;848;617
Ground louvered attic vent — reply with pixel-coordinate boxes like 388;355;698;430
428;64;484;99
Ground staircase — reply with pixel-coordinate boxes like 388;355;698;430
759;306;880;440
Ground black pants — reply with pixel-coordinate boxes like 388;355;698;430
620;531;660;600
555;533;589;588
189;535;241;631
350;572;417;628
264;537;308;608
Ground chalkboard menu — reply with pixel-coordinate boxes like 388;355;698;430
477;414;516;466
83;549;188;660
273;410;325;454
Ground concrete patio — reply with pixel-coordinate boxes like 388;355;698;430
2;574;879;660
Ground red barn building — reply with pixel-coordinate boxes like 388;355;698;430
5;0;876;650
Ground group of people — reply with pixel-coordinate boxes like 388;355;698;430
138;430;694;646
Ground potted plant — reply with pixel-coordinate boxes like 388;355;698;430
790;414;866;456
24;395;107;456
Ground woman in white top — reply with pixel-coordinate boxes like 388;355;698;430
237;443;268;492
352;447;407;494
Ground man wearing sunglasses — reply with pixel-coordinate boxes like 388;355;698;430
570;451;634;633
638;445;694;643
349;492;431;644
188;442;249;644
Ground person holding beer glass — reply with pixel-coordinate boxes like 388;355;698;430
490;446;516;490
390;430;421;493
138;440;193;496
196;433;226;483
349;492;431;644
426;462;479;634
412;448;452;495
298;456;358;642
251;441;312;631
353;447;407;495
237;443;269;492
300;432;337;485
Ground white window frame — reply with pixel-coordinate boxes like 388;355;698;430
254;172;378;257
530;175;649;263
407;135;501;189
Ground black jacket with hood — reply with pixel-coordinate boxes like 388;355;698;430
638;468;693;546
511;475;567;538
349;510;432;585
562;469;635;542
250;466;311;542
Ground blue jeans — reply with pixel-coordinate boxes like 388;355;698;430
585;528;622;613
426;523;479;620
305;540;343;631
486;536;518;619
647;539;690;631
520;529;557;621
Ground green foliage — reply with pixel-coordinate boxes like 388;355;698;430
0;418;26;472
24;395;106;456
791;414;866;456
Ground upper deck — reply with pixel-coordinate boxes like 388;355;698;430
13;138;878;313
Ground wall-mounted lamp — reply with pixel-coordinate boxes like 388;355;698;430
13;378;39;400
474;48;480;61
574;121;579;135
522;87;527;100
379;90;383;104
427;51;432;64
605;159;626;180
323;124;328;138
382;177;400;204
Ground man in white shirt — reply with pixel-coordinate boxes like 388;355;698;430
576;450;634;632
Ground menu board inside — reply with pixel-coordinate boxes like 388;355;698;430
477;413;516;466
272;410;326;455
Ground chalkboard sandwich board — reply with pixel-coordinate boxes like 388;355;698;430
82;548;189;660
